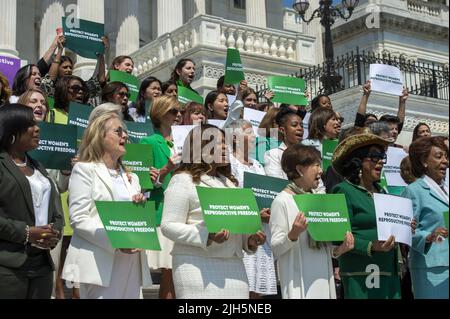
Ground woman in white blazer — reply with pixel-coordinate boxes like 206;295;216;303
161;124;266;299
264;109;304;179
62;112;152;299
270;144;354;299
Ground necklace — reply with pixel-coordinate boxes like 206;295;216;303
14;157;27;168
108;168;121;178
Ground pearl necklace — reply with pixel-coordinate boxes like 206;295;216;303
14;157;27;168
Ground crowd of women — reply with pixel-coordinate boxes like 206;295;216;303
0;33;448;300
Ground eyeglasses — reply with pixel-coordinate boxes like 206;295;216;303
116;91;131;99
111;127;128;137
366;152;387;164
69;85;85;93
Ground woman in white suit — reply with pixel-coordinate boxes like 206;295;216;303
161;124;266;299
62;113;152;299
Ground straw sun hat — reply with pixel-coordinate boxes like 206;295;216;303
332;133;391;177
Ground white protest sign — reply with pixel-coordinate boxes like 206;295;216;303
208;119;226;129
302;112;311;140
446;168;449;189
172;125;195;154
243;108;267;136
374;194;413;246
227;94;237;105
370;64;404;96
384;147;409;187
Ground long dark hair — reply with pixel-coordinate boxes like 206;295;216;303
12;64;39;96
175;124;238;186
135;77;162;117
412;122;431;142
54;76;88;111
170;58;195;83
0;104;35;152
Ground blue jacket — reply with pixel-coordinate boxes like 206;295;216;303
402;177;449;269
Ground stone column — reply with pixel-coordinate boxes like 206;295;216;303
116;0;140;56
157;0;183;36
73;0;104;80
0;0;18;57
246;0;267;28
39;1;65;58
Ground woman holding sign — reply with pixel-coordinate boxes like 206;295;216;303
331;133;402;299
270;144;354;299
161;124;266;299
402;137;449;299
140;95;182;299
0;104;63;298
62;112;152;299
226;119;278;298
102;82;133;122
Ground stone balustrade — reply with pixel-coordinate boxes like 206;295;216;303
407;0;443;17
131;14;315;77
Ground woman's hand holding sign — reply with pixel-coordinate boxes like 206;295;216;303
288;212;308;242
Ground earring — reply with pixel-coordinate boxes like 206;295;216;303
11;135;15;145
358;169;362;180
205;164;213;175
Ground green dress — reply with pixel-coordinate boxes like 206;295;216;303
140;131;173;226
332;180;401;299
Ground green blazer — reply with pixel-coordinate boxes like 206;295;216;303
332;180;399;276
0;152;63;269
140;131;173;225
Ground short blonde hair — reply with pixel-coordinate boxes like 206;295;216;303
150;95;181;128
79;112;123;163
17;88;49;108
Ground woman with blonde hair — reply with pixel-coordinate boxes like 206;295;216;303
62;112;152;299
140;95;183;299
0;73;12;106
18;89;49;122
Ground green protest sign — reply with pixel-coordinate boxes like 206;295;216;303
196;187;262;234
444;211;449;229
268;76;308;106
178;86;204;105
243;172;289;211
109;70;140;103
96;201;161;251
125;121;154;144
224;48;245;85
62;17;104;60
123;144;154;191
293;194;351;242
379;171;388;192
322;139;339;172
68;102;93;140
29;123;77;170
47;96;55;110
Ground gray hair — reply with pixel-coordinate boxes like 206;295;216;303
368;121;391;138
88;102;122;123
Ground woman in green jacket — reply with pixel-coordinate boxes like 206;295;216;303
331;133;402;299
140;95;182;299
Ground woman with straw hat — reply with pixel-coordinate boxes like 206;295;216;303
331;133;402;299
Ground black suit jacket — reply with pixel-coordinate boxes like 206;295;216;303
0;151;63;269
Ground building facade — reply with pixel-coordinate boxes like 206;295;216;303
0;0;448;144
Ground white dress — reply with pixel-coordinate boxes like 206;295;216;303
229;154;278;296
270;191;336;299
161;173;255;299
264;143;288;180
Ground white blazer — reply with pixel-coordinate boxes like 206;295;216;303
264;143;288;180
161;173;255;258
62;162;152;288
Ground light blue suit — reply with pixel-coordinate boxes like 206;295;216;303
402;177;449;299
